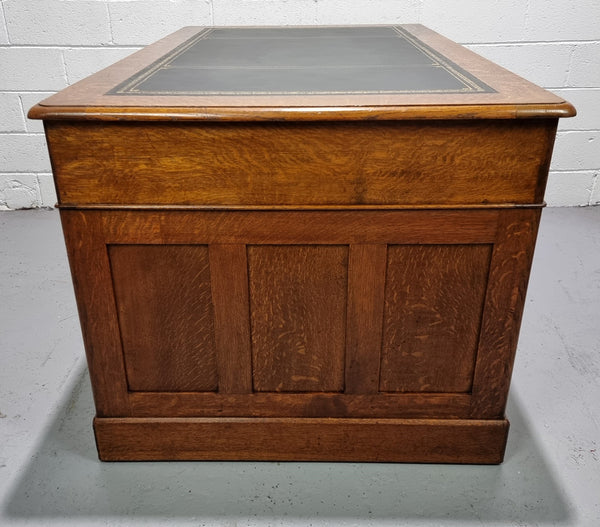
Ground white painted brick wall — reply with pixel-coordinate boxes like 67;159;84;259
0;172;56;210
526;0;600;41
212;0;318;26
591;180;600;205
108;1;212;46
568;43;600;87
0;2;9;44
545;172;596;208
18;92;56;133
422;0;529;43
63;47;139;84
553;132;600;171
314;0;421;25
466;43;573;87
0;48;67;90
0;134;51;173
3;0;111;45
0;173;42;210
0;92;26;132
37;172;57;206
1;0;598;209
554;89;600;131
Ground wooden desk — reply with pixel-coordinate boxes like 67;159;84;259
30;25;575;463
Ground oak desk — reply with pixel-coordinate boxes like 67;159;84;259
30;25;575;463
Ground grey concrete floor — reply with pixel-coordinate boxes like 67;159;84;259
0;207;599;527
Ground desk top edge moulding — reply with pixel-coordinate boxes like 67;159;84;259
30;25;575;463
29;24;575;121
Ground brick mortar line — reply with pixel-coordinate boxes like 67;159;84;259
559;130;600;133
0;44;142;49
0;2;9;45
552;87;600;91
59;50;69;86
106;2;115;45
15;94;27;131
465;40;600;46
0;90;59;93
565;44;577;86
209;0;215;26
0;132;46;136
549;169;600;174
589;174;599;205
556;130;600;134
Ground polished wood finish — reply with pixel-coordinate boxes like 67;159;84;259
33;25;575;463
109;244;217;392
95;209;501;244
380;244;492;393
45;120;556;207
344;244;387;394
248;245;348;393
60;212;130;417
29;25;574;117
58;208;538;420
209;245;253;394
94;417;509;464
470;208;541;418
127;392;473;419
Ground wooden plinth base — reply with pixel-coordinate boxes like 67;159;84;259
94;417;509;464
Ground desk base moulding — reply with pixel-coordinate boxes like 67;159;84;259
94;417;509;464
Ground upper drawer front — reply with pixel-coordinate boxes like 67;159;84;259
46;120;556;207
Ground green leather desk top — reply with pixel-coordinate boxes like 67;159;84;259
30;25;575;120
108;26;494;96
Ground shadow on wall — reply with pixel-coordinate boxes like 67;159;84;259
3;365;572;524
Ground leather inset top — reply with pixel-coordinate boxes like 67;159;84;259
108;26;494;96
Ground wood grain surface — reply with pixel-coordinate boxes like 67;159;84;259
109;244;217;392
94;416;510;463
28;25;575;119
97;209;499;245
127;392;472;419
380;244;492;393
46;120;555;207
248;245;348;392
344;244;387;394
59;209;534;419
29;103;575;122
209;245;253;393
470;208;541;418
38;22;572;463
60;211;130;416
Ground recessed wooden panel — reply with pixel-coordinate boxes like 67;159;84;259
248;245;348;392
109;244;217;392
380;244;492;393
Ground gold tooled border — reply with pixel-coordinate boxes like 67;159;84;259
108;26;495;96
